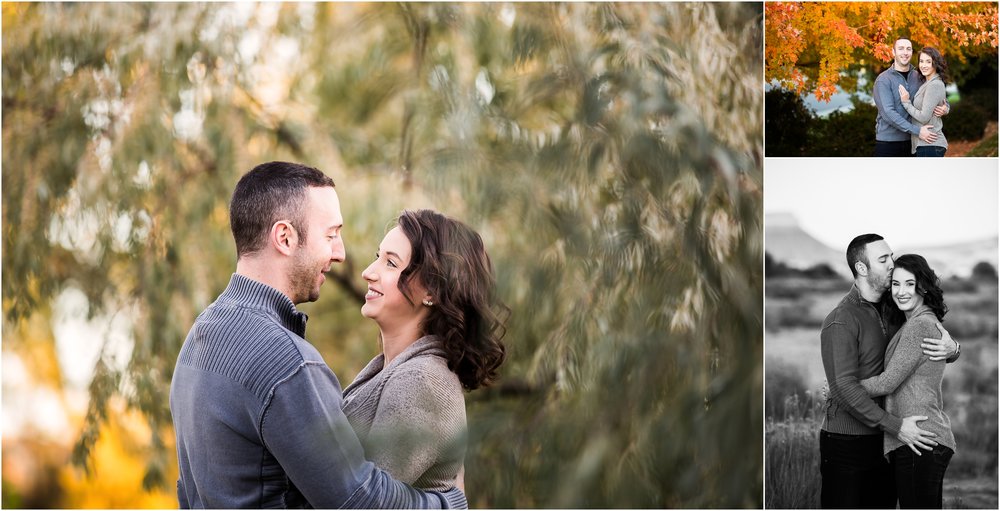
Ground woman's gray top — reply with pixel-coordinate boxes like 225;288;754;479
902;74;948;153
343;335;466;491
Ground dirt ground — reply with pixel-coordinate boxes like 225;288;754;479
948;122;998;157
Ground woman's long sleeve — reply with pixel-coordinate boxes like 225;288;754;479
902;80;946;124
860;321;938;397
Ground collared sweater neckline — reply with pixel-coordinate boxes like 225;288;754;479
847;283;886;307
345;335;445;392
219;273;308;337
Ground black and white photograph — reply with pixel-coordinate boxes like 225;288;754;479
764;160;998;509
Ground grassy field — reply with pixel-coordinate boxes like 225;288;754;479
765;276;998;508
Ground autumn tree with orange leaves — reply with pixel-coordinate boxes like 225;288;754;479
766;2;998;101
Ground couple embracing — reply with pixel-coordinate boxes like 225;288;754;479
874;37;952;157
820;234;961;509
169;162;507;508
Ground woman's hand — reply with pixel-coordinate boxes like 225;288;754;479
898;84;911;103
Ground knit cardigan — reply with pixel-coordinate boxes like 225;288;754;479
860;305;957;456
901;75;948;153
343;336;466;491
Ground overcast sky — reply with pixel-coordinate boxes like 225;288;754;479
764;158;998;250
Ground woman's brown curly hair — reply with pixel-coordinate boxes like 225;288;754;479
395;209;508;391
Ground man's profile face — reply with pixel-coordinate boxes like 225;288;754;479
288;186;346;304
863;240;894;293
892;39;913;69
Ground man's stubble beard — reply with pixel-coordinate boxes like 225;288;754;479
290;245;322;304
867;270;890;295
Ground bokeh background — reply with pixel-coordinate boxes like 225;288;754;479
764;161;999;508
2;3;763;508
764;1;999;157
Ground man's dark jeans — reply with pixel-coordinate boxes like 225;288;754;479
820;430;896;509
889;444;954;509
874;140;912;157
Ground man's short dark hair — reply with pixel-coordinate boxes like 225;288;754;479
230;161;335;258
846;233;884;278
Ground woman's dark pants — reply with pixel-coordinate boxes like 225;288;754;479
889;444;954;509
914;145;947;157
820;431;896;509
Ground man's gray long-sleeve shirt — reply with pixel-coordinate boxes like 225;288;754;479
170;273;467;509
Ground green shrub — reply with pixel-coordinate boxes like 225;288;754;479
946;88;997;141
765;88;813;157
804;98;879;157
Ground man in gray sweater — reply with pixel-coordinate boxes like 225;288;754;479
873;37;948;157
819;233;959;508
170;162;467;508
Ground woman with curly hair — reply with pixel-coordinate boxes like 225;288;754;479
897;47;950;156
342;209;507;492
859;254;956;508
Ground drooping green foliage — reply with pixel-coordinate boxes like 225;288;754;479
3;3;762;507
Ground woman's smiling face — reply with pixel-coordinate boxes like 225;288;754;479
891;266;925;313
361;226;427;328
918;52;936;78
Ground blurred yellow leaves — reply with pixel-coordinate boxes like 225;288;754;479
59;405;178;509
2;2;26;25
4;306;177;507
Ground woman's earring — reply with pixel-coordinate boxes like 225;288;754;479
422;299;434;307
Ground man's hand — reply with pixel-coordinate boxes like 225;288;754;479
455;465;465;493
919;125;938;143
933;100;949;117
921;323;958;361
898;84;911;103
898;415;937;455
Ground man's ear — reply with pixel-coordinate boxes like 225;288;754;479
271;221;298;256
855;261;869;277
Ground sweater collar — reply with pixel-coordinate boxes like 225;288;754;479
904;303;935;321
386;335;445;369
847;283;884;306
219;273;308;337
356;335;445;381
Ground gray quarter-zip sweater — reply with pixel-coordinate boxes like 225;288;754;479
820;285;904;436
874;66;924;142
